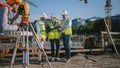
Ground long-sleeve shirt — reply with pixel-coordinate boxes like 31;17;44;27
0;5;18;33
35;21;43;38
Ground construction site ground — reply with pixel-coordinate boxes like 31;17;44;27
0;52;120;68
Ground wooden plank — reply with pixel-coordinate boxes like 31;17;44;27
115;43;120;45
3;49;103;57
101;31;120;35
0;35;17;38
114;39;120;41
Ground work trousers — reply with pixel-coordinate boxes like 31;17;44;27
50;39;60;58
62;35;71;59
38;41;44;61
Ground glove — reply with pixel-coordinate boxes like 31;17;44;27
9;19;14;24
39;38;44;42
41;38;44;41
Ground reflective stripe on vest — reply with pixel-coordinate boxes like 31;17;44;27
64;28;72;35
48;22;54;29
0;2;10;16
41;31;46;39
48;32;60;39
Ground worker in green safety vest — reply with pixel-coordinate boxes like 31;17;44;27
47;13;61;62
34;12;47;63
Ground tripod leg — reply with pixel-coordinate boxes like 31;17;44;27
10;32;21;68
26;26;29;65
22;28;26;67
29;23;52;68
22;26;29;68
38;42;43;63
38;49;42;62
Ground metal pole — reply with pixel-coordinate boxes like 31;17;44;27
23;25;29;68
101;33;105;50
22;28;26;68
10;31;21;68
26;26;29;67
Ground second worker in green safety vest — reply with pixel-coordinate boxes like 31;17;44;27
34;12;47;63
47;13;61;62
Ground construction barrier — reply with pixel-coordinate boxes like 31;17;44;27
0;35;85;50
0;34;101;50
0;34;102;58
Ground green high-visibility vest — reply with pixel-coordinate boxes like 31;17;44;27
36;20;46;39
62;18;72;35
48;21;60;39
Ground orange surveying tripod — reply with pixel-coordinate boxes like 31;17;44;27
10;1;52;68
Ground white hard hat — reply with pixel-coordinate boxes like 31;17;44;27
40;12;48;18
62;10;68;15
51;13;56;17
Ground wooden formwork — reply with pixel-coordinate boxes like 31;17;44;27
0;49;10;58
0;35;17;58
0;35;40;58
101;31;120;53
31;48;38;53
0;49;39;58
0;34;103;58
0;48;103;58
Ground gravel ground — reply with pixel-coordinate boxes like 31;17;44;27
0;53;120;68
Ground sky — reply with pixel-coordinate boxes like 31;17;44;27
1;0;120;22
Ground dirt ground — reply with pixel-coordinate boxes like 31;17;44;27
0;52;120;68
